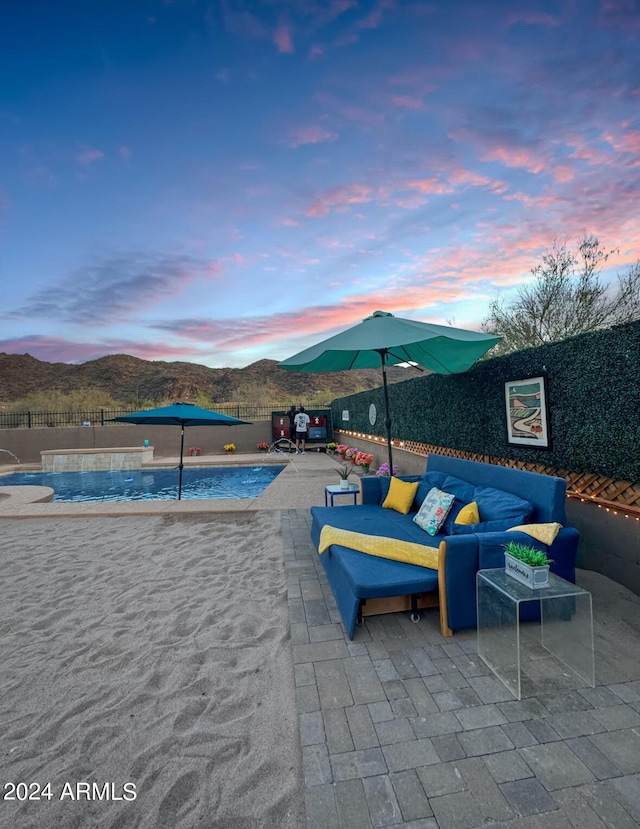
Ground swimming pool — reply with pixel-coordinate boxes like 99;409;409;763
0;466;286;503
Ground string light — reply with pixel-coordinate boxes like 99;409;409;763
337;432;639;521
568;490;640;520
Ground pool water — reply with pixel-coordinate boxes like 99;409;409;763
0;465;286;503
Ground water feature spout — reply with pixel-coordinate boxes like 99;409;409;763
0;448;21;465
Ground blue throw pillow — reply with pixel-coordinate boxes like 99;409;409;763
441;475;476;504
413;471;448;511
442;499;470;535
473;486;533;523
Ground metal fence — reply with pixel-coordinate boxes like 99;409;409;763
0;404;326;429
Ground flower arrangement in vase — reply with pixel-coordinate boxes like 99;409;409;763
375;462;400;476
223;443;236;455
354;451;374;473
345;447;359;464
256;442;269;452
326;442;337;454
335;444;349;459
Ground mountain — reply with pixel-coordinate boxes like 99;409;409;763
0;353;422;405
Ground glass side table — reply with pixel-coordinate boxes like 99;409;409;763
324;483;359;506
477;568;595;699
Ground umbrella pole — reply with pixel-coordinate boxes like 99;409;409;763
380;351;394;474
178;424;185;500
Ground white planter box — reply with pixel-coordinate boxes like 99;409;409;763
504;553;550;589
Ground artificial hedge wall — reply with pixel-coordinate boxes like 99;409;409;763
330;320;640;483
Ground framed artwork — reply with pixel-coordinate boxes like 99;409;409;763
504;376;550;448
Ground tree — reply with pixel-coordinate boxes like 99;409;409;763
481;235;640;355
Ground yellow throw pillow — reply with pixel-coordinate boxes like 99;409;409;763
455;501;479;525
507;522;562;545
382;477;420;515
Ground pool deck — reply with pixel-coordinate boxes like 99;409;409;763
2;453;640;827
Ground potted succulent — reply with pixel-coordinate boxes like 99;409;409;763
223;443;236;455
337;464;353;490
256;441;269;452
504;541;553;589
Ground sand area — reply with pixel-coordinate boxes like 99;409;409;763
0;512;304;829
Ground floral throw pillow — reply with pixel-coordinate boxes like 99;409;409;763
413;487;456;536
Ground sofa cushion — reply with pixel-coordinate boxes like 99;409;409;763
441;475;476;504
327;547;439;598
414;471;449;510
440;477;478;533
382;477;420;514
413;487;456;536
451;518;527;535
473;485;533;523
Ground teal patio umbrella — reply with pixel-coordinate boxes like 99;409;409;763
278;311;501;471
109;402;250;499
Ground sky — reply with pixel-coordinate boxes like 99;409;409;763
1;0;639;369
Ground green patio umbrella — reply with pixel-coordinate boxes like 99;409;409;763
109;402;250;499
278;310;501;471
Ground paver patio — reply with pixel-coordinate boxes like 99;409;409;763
283;508;640;829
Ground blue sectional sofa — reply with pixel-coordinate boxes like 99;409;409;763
310;454;579;638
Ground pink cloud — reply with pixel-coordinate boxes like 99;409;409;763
358;0;396;30
603;128;640;163
288;125;338;148
390;95;422;110
338;105;384;129
552;165;575;183
388;65;439;96
406;177;449;195
396;167;509;204
505;11;561;28
568;144;600;162
273;21;294;54
306;182;376;217
316;236;355;250
392;192;430;209
205;260;224;275
219;3;267;40
599;0;640;31
77;147;105;166
480;145;546;175
165;282;498;355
